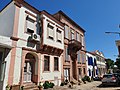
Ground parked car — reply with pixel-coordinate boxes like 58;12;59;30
102;73;120;86
93;77;102;81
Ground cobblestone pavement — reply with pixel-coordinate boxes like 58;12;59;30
44;81;120;90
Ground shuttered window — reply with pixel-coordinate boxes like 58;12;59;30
65;25;69;39
65;46;69;61
47;23;54;40
76;32;80;41
77;51;81;64
26;15;35;33
57;29;62;43
82;54;85;64
71;29;74;40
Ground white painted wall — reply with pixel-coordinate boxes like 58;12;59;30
0;2;15;37
40;54;62;85
17;6;37;40
13;47;22;84
42;14;64;50
0;35;12;90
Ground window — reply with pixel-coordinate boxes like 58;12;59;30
56;29;62;43
77;51;81;64
78;68;81;75
64;68;70;81
82;36;84;46
94;58;97;66
26;15;35;33
76;32;80;41
65;46;69;61
0;51;6;81
44;56;50;71
65;25;69;39
71;29;74;40
88;57;93;65
82;54;85;64
54;57;59;71
47;23;54;40
80;34;82;43
83;68;86;74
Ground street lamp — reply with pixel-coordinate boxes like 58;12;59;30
105;32;120;37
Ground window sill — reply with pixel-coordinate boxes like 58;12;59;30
53;70;60;72
43;71;51;73
65;60;70;62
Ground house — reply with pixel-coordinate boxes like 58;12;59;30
54;11;86;81
92;50;106;77
86;52;98;79
0;0;64;89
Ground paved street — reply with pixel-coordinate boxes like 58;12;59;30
48;81;120;90
78;81;120;90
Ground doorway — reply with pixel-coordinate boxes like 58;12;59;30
23;53;35;83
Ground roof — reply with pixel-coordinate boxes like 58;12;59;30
54;10;86;33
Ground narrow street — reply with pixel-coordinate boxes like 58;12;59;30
75;81;120;90
51;81;120;90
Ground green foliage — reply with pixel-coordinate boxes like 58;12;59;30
6;84;11;90
60;82;65;86
105;58;114;69
64;79;69;85
43;81;55;89
115;58;120;69
82;76;91;82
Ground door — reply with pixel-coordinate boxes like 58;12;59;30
24;61;32;82
64;68;70;81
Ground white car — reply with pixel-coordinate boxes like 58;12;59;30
102;73;120;86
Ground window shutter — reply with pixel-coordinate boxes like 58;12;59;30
26;16;35;30
65;25;69;39
48;28;54;37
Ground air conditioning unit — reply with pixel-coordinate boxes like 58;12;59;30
31;33;40;42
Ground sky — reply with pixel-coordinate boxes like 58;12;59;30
0;0;120;61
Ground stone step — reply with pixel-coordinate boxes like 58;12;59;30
23;82;39;90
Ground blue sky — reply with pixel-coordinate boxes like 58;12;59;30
1;0;120;61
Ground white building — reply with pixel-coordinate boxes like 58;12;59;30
86;52;98;79
92;50;106;77
0;0;64;90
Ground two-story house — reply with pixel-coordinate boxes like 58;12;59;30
0;0;64;90
86;52;98;79
54;11;86;81
92;50;106;77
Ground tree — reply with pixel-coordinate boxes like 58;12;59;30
115;58;120;69
105;58;114;70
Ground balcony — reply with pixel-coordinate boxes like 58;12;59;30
68;39;82;51
39;45;63;56
68;39;82;60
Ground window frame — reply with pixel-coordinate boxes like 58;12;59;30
25;15;36;34
54;57;59;71
56;28;62;43
47;23;54;40
44;56;50;71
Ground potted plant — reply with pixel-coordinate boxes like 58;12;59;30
38;82;43;90
6;84;10;90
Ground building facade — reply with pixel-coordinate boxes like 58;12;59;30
0;0;64;90
54;11;87;81
86;52;98;79
92;50;106;77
